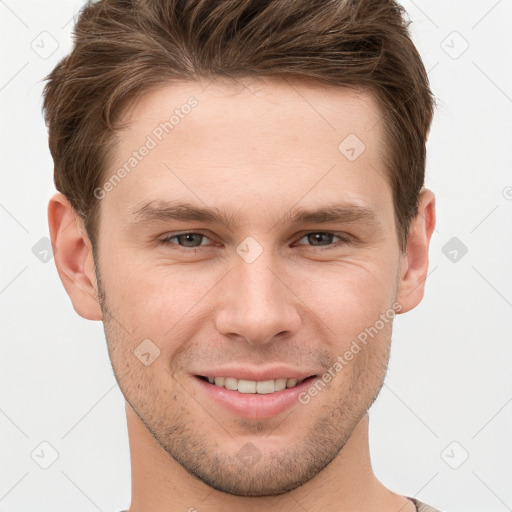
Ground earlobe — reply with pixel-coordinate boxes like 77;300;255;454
395;188;436;314
48;192;103;321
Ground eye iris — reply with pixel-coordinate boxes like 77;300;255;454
308;233;334;246
178;233;203;247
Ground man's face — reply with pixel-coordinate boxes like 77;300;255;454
94;77;405;496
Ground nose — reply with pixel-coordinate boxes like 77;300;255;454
214;249;303;346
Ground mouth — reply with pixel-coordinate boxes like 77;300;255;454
196;374;318;394
193;373;320;420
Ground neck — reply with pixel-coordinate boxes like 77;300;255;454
125;404;414;512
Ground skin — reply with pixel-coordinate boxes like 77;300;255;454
48;76;435;512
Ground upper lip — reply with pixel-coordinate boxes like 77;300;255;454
195;366;319;381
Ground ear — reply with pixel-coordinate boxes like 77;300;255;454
48;192;103;320
395;188;436;314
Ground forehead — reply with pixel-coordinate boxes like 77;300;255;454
105;77;391;224
118;76;384;145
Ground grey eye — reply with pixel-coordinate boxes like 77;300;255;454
297;233;340;246
164;233;210;247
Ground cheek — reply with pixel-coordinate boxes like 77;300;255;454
102;258;221;341
291;255;398;334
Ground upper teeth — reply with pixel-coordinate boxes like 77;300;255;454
207;376;305;394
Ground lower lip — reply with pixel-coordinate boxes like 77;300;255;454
193;375;318;420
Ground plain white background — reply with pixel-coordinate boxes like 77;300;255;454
1;1;511;511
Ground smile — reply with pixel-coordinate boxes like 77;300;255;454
198;375;316;394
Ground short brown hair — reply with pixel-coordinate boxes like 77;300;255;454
42;0;435;253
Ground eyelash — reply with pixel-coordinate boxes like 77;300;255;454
159;231;353;252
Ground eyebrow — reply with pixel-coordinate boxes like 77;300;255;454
127;200;381;230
